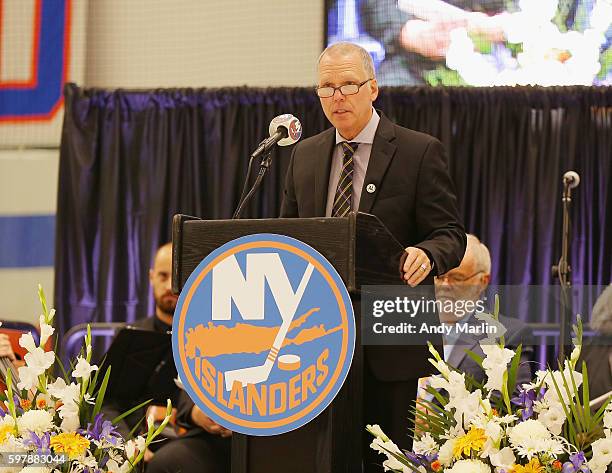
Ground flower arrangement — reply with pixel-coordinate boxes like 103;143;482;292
368;304;612;473
0;286;171;473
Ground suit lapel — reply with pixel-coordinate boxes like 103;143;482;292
313;128;336;216
358;113;397;214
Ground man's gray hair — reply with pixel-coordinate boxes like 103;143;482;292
466;234;491;275
318;42;376;79
591;285;612;335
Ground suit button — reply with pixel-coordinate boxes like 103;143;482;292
366;183;376;193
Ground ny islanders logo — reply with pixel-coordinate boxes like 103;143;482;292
173;234;355;436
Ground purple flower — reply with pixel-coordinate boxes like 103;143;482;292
511;386;546;421
512;387;536;420
12;394;24;415
562;451;590;473
405;451;437;466
23;431;51;455
79;413;122;446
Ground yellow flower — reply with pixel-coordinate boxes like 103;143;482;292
0;424;14;443
512;458;546;473
51;432;90;459
452;427;487;459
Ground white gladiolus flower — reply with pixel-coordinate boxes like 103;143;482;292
445;459;491;473
590;435;612;468
412;432;438;456
24;348;54;374
431;371;470;403
604;407;612;430
17;366;40;391
480;421;503;457
449;389;484;428
135;436;146;453
538;404;566;435
382;456;413;472
147;413;155;430
489;447;516;470
47;378;80;404
16;409;54;435
481;344;515;392
438;438;457;466
18;333;37;353
543;362;583;404
124;439;137;459
366;424;389;441
125;436;147;459
441;424;465;440
570;346;580;366
59;405;80;432
588;457;611;473
39;315;55;347
370;437;401;456
432;358;451;379
72;357;98;380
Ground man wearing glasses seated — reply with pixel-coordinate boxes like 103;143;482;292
434;234;533;385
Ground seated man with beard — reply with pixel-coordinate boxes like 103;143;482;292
101;242;179;456
434;234;533;386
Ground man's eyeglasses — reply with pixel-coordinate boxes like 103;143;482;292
435;271;484;284
316;79;373;98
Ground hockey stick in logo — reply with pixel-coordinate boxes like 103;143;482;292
224;263;315;390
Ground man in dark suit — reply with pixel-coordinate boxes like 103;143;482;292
435;234;533;386
280;42;466;471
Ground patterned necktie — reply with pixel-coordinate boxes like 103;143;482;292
332;142;359;217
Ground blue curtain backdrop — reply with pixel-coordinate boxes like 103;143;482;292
55;83;612;334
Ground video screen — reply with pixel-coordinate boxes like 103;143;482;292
326;0;612;86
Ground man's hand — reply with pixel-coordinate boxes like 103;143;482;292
402;247;432;286
144;448;155;463
191;405;232;438
0;334;16;362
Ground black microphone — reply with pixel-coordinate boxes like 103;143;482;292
250;114;302;159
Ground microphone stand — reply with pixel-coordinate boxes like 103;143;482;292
551;179;574;362
232;145;274;220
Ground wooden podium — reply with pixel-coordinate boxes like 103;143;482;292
172;212;434;473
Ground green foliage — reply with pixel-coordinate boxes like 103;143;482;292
423;66;467;86
598;47;612;80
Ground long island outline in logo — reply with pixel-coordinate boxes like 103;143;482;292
173;233;355;436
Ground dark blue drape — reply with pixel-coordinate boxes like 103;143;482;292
55;83;612;334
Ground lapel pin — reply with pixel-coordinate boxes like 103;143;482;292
366;183;376;194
